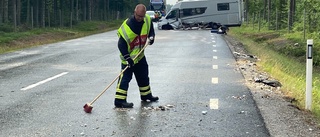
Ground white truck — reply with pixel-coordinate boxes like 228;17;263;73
157;0;244;31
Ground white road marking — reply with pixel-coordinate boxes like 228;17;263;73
212;65;218;69
212;40;216;43
212;45;216;47
210;98;219;109
212;77;218;84
213;56;218;59
213;50;217;52
21;72;69;91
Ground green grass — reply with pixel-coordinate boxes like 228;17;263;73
230;24;320;119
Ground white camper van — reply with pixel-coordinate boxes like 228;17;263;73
157;0;244;30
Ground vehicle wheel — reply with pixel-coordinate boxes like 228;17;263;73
209;22;219;29
162;24;173;30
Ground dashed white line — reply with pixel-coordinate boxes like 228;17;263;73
21;72;69;91
210;36;219;109
211;77;218;84
212;65;218;69
210;98;219;109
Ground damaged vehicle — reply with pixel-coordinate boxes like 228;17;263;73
157;0;244;31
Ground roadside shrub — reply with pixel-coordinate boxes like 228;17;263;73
0;23;14;32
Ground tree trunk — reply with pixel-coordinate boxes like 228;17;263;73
48;3;50;27
82;0;86;21
76;0;78;21
88;0;91;21
71;0;74;28
59;0;63;27
54;0;58;26
263;0;267;20
26;0;30;25
3;0;8;23
0;0;3;23
267;0;271;29
35;0;39;27
41;0;45;27
13;1;17;31
288;0;295;31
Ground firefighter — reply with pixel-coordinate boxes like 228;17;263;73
115;4;159;108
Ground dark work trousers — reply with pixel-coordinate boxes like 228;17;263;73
115;56;152;101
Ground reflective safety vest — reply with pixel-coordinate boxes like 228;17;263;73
117;15;151;64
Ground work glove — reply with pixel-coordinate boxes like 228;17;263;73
124;54;134;68
148;37;154;45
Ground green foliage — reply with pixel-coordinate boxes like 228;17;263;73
73;21;105;32
0;23;15;33
0;20;121;54
229;26;320;120
73;20;122;32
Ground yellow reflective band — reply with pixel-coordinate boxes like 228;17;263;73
121;25;131;44
116;72;124;88
144;15;150;34
115;95;127;100
139;86;150;91
116;89;127;94
140;90;151;96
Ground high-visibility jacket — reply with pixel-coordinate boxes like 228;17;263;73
117;15;151;64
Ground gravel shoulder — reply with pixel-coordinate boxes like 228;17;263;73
223;35;320;137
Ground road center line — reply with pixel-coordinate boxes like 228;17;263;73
21;72;69;91
210;98;219;109
212;77;218;84
212;65;218;69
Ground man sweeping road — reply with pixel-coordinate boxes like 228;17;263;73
115;4;159;108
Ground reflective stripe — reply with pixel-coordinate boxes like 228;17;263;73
121;25;131;44
139;86;150;91
140;85;151;96
120;54;138;64
144;16;150;35
140;90;151;96
115;95;127;99
132;46;140;51
117;73;124;87
116;89;127;94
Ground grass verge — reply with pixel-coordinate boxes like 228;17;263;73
229;25;320;119
0;20;123;54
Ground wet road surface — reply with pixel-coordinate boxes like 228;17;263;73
0;25;270;136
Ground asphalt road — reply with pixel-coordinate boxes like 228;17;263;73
0;24;270;137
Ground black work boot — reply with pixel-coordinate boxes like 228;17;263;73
114;99;134;108
141;94;159;102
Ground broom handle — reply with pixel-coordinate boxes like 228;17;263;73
89;41;150;105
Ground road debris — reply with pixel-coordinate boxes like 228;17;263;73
238;111;248;115
232;95;246;100
130;116;136;120
202;111;207;115
114;108;131;111
142;104;175;111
